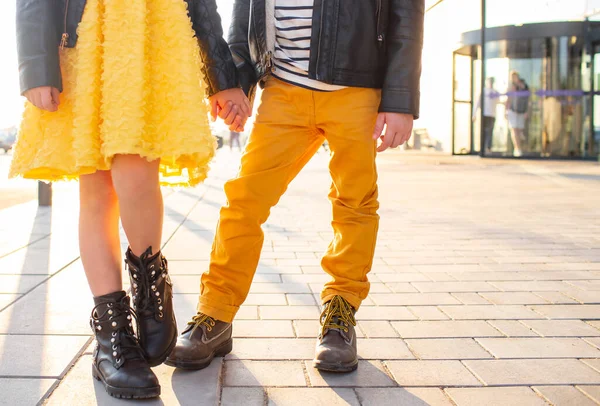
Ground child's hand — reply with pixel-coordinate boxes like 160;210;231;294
372;112;413;152
24;86;60;112
209;88;251;132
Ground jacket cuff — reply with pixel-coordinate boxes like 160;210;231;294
379;88;420;119
19;57;62;95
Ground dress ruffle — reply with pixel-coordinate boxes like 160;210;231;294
10;0;215;187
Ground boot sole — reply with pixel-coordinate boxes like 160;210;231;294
146;330;178;367
313;359;359;373
164;338;233;370
92;364;161;399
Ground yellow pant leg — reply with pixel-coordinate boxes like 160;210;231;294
198;79;324;322
316;87;381;310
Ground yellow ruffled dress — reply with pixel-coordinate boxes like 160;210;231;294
10;0;215;187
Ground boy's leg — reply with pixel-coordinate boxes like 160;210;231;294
198;78;325;322
317;87;381;309
310;86;381;372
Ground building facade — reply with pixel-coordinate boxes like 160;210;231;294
420;0;600;159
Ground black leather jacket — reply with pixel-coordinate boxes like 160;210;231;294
229;0;424;117
16;0;239;97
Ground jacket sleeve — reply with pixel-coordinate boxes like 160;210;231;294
379;0;424;119
189;0;240;97
228;0;258;99
16;0;62;95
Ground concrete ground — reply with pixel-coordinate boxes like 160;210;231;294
0;150;599;405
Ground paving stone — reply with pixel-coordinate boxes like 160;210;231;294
463;359;600;385
286;294;317;306
588;321;600;330
583;359;600;373
451;293;491;305
578;386;600;403
267;388;359;406
0;335;90;377
476;337;600;358
221;388;265;406
224;360;306;387
408;306;450;320
357;338;415;359
227;338;314;360
562;290;600;304
565;280;600;291
421;272;457;282
356;388;453;406
46;354;222;406
531;305;600;319
392;321;503;338
522;320;600;337
411;281;498;293
370;293;461;306
244;293;288;306
490;281;573;291
249;283;311;294
383;282;420;293
0;274;48;294
375;273;430;282
480;292;549;305
358;321;398;338
305;360;396;387
487;320;539;337
534;291;579;304
0;378;56;406
534;385;599;406
446;387;548;406
585;337;600;349
406;338;492;360
357;306;417;320
259;305;320;320
0;294;20;310
385;360;481;386
439;305;541;320
233;320;295;338
450;272;530;281
237;306;259;319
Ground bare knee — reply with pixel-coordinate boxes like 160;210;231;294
80;171;118;211
111;155;160;199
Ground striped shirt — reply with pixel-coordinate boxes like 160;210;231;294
273;0;345;91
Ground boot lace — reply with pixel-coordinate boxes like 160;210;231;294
320;296;356;336
129;247;166;318
186;312;216;335
90;299;146;362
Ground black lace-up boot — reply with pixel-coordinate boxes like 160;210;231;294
90;291;160;399
313;295;359;373
125;246;177;366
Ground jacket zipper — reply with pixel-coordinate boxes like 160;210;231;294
315;0;325;81
376;0;384;46
60;0;70;50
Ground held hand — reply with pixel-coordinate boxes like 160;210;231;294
372;112;414;153
208;88;251;132
23;86;60;112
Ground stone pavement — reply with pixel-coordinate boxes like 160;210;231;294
0;150;600;406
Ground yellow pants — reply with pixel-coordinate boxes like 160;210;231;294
198;78;381;323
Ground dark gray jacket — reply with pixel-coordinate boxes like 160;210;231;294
16;0;239;97
229;0;424;117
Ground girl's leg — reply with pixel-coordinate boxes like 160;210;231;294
110;154;163;255
79;171;122;296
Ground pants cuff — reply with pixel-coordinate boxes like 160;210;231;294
197;296;239;323
321;290;363;311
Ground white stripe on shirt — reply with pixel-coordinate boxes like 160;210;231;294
272;0;345;91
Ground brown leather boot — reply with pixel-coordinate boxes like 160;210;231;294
165;312;232;370
313;295;358;373
91;291;160;399
125;246;177;367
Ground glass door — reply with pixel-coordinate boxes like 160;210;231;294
452;52;474;155
591;44;600;158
